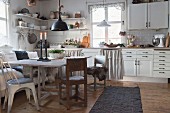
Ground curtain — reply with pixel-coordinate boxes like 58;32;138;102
1;0;10;5
88;2;125;13
100;49;123;80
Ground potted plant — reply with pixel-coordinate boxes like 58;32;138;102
48;49;65;59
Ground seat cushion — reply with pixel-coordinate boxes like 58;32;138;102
62;76;84;80
87;66;108;81
7;77;33;85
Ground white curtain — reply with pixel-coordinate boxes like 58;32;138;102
88;2;125;13
100;49;123;80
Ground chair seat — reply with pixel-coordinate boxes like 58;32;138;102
62;76;84;81
87;66;108;81
7;77;33;85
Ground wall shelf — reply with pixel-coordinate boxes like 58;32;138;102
14;14;48;21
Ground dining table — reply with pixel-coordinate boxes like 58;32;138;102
8;56;91;104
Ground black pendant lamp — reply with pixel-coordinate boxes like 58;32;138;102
51;0;68;31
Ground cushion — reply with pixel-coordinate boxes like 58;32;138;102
7;77;33;85
12;66;23;73
14;51;29;60
0;52;17;62
27;51;38;59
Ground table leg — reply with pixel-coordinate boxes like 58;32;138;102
37;66;41;102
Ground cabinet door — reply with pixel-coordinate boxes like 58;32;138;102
148;1;168;29
128;3;147;30
123;59;136;76
137;59;153;77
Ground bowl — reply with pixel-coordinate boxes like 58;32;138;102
49;53;65;59
40;26;47;30
32;14;38;18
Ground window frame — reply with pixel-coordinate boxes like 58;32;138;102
89;0;126;47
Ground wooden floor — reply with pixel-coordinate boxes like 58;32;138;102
1;79;170;113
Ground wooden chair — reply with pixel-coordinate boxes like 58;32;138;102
0;58;39;113
87;55;108;91
58;58;87;110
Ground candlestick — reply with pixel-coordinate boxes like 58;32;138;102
40;32;42;40
44;32;47;40
37;40;43;61
43;39;51;62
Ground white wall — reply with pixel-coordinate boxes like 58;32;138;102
8;0;169;50
9;0;41;51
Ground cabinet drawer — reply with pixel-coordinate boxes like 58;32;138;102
137;50;153;54
153;67;170;70
153;71;170;78
154;63;170;67
137;55;153;59
154;55;170;59
154;51;170;55
122;50;136;55
154;59;170;63
122;55;136;59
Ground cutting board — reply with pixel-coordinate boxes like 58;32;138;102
165;32;170;47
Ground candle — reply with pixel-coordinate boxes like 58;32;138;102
40;32;42;40
44;32;47;40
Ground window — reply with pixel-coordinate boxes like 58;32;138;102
0;1;8;45
90;3;125;47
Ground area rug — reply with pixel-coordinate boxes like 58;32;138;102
89;86;143;113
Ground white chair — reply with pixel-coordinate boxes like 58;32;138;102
0;58;40;113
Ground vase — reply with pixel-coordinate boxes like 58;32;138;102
49;11;55;19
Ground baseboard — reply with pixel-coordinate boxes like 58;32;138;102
121;76;168;83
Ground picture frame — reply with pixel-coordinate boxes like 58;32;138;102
27;0;36;7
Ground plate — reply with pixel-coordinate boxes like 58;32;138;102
20;8;30;14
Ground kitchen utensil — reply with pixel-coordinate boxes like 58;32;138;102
20;8;30;14
152;38;160;46
27;29;37;44
165;32;170;47
153;34;165;47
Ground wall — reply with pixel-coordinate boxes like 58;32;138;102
8;0;41;51
8;0;169;50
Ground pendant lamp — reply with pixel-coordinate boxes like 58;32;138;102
97;0;111;27
51;0;68;31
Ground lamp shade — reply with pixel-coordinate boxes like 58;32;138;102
51;0;68;31
51;18;68;31
97;20;111;27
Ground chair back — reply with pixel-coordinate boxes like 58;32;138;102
0;57;20;84
66;58;87;80
94;55;106;67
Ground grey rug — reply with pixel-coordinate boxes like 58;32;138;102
89;86;143;113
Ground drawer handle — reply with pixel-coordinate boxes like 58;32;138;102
126;56;132;57
142;52;148;53
159;56;165;58
142;56;148;57
159;52;165;53
159;64;165;65
159;72;165;74
126;52;132;53
159;60;165;61
159;68;165;69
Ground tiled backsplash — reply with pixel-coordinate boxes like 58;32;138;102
127;29;168;45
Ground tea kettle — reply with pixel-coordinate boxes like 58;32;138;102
152;34;165;47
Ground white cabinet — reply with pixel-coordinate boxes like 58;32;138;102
153;50;170;78
122;49;153;77
128;1;168;30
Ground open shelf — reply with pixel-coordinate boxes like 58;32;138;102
14;14;48;21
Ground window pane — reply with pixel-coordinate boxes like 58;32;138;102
92;25;105;39
108;6;121;21
108;23;121;44
0;20;7;36
0;2;6;18
93;39;105;47
92;7;105;22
